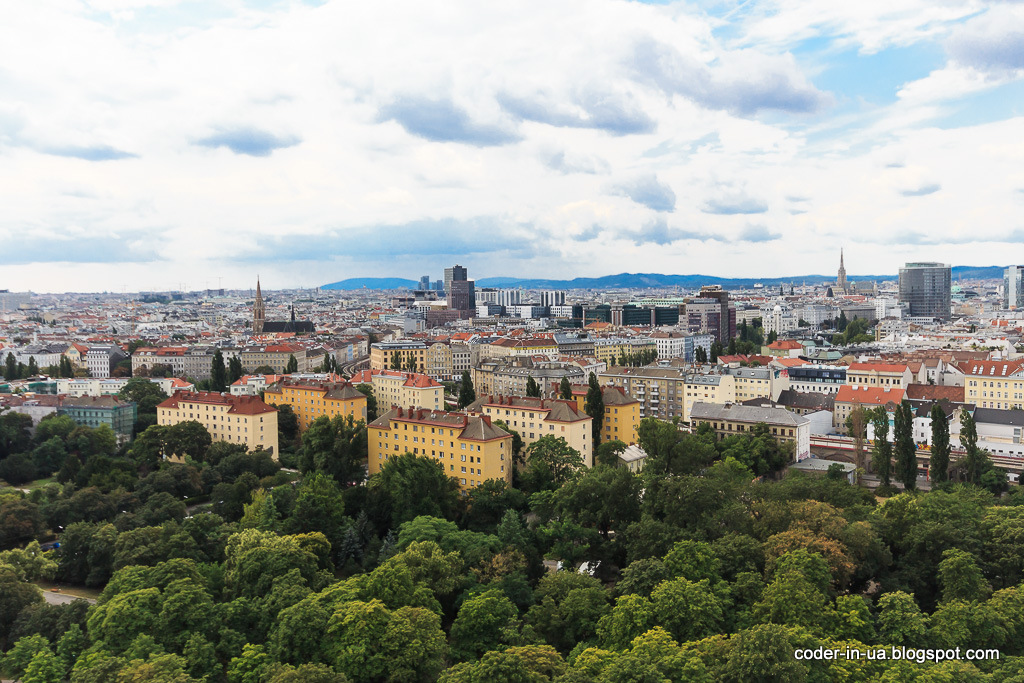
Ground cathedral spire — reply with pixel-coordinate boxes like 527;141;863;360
837;249;848;292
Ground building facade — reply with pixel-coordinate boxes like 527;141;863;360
465;395;593;467
350;369;445;412
263;378;368;431
689;402;811;461
1006;266;1023;310
157;391;279;456
898;262;951;320
59;396;137;439
368;407;512;492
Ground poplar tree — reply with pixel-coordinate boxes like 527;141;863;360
210;349;227;392
585;372;604;445
458;371;476;409
893;400;916;490
559;376;572;400
870;407;892;487
930;403;950;484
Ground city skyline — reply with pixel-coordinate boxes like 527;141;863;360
2;1;1024;292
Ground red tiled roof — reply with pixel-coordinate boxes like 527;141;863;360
157;391;277;415
768;340;802;350
905;384;965;402
835;386;905;405
954;360;1024;377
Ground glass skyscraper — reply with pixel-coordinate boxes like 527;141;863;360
898;262;951;320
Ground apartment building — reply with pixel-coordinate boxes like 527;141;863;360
57;377;193;398
689;402;810;461
464;395;593;466
86;345;128;379
368;407;512;492
845;363;913;389
370;340;428;373
263;378;367;431
787;365;846;394
59;395;137;439
237;344;308;374
132;347;187;376
569;385;642;445
157;391;279;456
958;360;1024;411
472;360;585;398
593;337;657;366
833;385;906;430
350;369;445;412
600;366;689;421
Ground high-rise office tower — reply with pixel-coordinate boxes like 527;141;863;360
1006;266;1023;310
418;276;431;291
898;262;951;319
690;285;736;343
444;265;468;295
445;264;475;315
541;291;566;308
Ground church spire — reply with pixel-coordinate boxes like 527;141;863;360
253;276;265;334
837;249;848;292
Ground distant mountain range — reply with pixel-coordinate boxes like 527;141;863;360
321;266;1007;291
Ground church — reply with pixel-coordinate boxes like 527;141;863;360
252;279;315;335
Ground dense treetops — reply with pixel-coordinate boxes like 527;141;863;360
3;407;1024;681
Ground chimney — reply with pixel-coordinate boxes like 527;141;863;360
397;406;403;417
482;415;491;426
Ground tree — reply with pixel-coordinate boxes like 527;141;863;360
228;356;245;384
837;309;849;332
526;376;541;398
207;348;226;392
299;414;367;485
118;378;170;416
584;372;604;446
27;356;38;377
286;473;348;548
893;400;917;490
367;453;460;529
849;406;867;475
597;594;656;650
458;370;475;409
766;330;778;344
930;403;951;484
286;355;299;374
938;548;990;603
877;591;928;645
870;407;892;487
355;384;377;422
5;352;16;380
560;377;573;401
522;436;584;493
694;347;707;364
651;577;724;642
959;410;989;485
450;590;521;661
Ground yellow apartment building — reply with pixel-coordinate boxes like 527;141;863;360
156;391;279;457
239;344;308;374
350;369;445;412
368;407;512;492
570;385;642;445
958;360;1024;410
263;378;368;431
845;363;912;389
464;395;593;467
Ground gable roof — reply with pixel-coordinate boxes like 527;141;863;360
835;385;906;406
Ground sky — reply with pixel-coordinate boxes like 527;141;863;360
2;0;1023;292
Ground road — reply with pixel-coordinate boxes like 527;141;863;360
338;355;369;378
39;587;96;606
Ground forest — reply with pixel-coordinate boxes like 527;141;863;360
3;384;1024;682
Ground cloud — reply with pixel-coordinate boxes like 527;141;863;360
543;149;610;175
0;233;162;265
378;95;520;146
498;88;656;135
237;217;536;261
627;38;830;116
612;174;676;212
947;6;1024;73
629;218;725;245
39;144;138;161
739;225;781;242
195;127;301;156
702;192;769;215
900;183;941;197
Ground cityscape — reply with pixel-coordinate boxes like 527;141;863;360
4;0;1024;680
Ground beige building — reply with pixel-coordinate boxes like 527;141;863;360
239;344;308;374
594;338;658;365
156;391;279;457
689;402;810;461
845;362;913;389
958;360;1024;410
370;341;428;373
472;360;585;398
600;366;689;421
465;395;593;467
350;369;445;412
368;407;512;492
